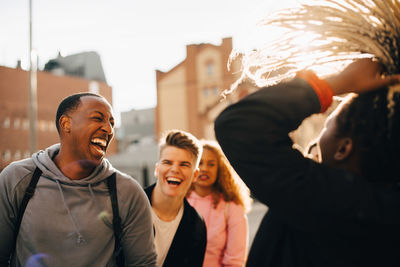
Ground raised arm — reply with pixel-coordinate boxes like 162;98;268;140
214;59;400;229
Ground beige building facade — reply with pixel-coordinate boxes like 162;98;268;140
155;37;253;140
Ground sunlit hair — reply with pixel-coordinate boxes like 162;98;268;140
191;140;252;212
158;129;202;168
224;0;400;96
334;88;400;183
56;92;104;134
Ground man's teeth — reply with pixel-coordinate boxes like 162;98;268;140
167;177;182;185
91;138;107;147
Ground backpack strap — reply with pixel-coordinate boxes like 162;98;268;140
11;167;42;262
106;173;125;267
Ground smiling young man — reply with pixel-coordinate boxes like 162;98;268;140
144;130;207;267
0;93;157;267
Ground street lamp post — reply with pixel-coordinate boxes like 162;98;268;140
29;0;38;154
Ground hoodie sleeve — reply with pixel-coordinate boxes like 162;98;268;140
116;173;157;267
0;164;14;265
0;160;34;265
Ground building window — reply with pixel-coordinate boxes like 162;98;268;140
22;119;29;130
24;150;30;159
39;120;48;131
14;118;21;129
203;88;209;97
48;121;56;132
212;87;219;95
3;150;11;161
3;117;10;128
206;62;214;76
14;150;21;160
203;87;219;97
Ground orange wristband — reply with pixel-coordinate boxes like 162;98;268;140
296;70;333;113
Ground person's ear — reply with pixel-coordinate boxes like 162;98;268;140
334;137;353;161
192;168;199;183
59;115;71;133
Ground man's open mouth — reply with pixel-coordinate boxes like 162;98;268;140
91;138;107;154
166;177;182;185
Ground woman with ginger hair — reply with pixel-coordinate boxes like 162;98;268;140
187;140;252;267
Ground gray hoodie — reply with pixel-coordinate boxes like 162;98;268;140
0;144;157;267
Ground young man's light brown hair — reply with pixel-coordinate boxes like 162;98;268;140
158;129;203;168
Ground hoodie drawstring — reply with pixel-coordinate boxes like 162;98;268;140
88;183;101;211
89;183;112;228
56;180;85;244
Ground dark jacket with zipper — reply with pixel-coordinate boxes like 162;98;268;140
214;78;400;267
145;183;207;267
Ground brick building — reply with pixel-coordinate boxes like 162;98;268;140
0;57;116;171
155;37;254;140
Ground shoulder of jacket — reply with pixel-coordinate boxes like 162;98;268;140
1;159;38;204
113;171;143;190
185;200;206;233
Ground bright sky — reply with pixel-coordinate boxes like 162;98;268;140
0;0;297;125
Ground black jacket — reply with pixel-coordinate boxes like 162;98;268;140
144;184;207;267
215;78;400;267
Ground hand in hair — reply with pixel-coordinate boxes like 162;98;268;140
325;58;400;95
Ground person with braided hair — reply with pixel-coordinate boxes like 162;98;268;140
216;57;400;266
215;1;400;266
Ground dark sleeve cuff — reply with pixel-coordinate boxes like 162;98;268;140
296;70;333;113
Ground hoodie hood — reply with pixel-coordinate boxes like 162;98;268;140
32;143;116;185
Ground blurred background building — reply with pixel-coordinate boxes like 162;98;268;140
108;107;157;187
155;37;255;140
44;51;107;83
117;107;155;151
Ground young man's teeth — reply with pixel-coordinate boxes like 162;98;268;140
91;138;107;147
167;177;182;184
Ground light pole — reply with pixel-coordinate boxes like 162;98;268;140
28;0;38;154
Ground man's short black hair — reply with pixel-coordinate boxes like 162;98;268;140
55;92;103;134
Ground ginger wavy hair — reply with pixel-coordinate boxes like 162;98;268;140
190;140;252;213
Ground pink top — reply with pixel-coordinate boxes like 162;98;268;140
187;191;248;267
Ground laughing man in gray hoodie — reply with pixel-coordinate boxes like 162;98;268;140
0;93;157;267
